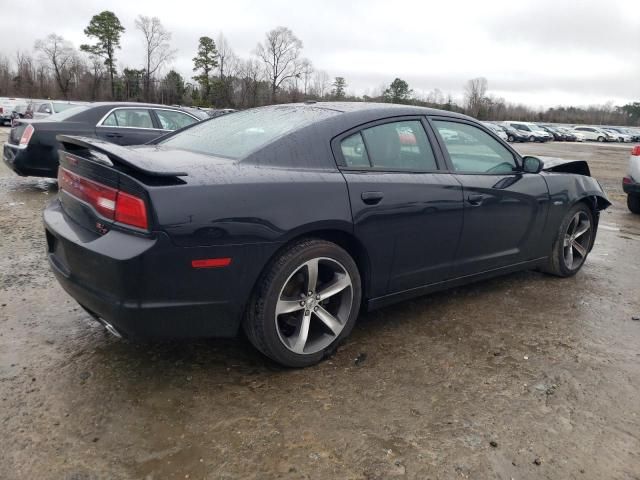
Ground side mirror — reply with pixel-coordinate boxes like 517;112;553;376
44;108;51;114
522;156;543;174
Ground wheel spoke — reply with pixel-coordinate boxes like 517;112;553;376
564;245;573;267
563;234;572;247
290;312;311;354
276;298;304;316
572;241;587;258
574;220;590;239
317;273;351;301
305;259;319;294
314;306;342;336
568;215;578;235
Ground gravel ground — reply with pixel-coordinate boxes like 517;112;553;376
0;129;639;479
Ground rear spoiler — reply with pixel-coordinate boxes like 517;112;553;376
57;135;188;177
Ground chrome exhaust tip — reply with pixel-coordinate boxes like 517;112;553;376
100;319;123;338
80;305;123;338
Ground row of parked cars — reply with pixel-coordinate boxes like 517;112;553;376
0;97;237;127
481;121;640;144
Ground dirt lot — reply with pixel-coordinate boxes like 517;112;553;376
1;129;639;480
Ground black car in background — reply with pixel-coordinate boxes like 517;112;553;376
44;102;610;367
3;103;207;178
538;125;566;141
499;124;529;142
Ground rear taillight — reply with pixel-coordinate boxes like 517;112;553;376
632;146;640;157
623;177;632;185
19;124;34;147
58;167;149;230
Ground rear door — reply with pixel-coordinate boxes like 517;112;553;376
334;117;464;297
430;118;549;277
95;108;162;145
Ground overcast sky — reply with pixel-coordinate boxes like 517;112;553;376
2;0;639;108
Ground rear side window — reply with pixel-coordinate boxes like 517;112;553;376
102;112;117;126
434;120;517;174
155;109;198;130
341;132;370;167
106;109;154;129
339;120;437;171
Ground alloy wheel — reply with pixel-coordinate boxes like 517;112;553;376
562;211;592;270
275;257;353;355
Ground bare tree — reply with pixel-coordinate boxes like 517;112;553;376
300;59;313;97
464;77;488;118
255;26;304;102
312;70;330;99
34;34;78;99
135;15;175;101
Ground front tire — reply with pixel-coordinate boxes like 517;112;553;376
543;203;594;277
244;239;361;367
628;194;640;214
597;136;605;142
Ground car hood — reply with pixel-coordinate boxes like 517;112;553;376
539;156;591;176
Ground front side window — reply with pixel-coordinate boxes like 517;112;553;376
109;109;154;129
155;109;198;130
433;120;518;174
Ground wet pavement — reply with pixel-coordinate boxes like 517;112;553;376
1;129;639;479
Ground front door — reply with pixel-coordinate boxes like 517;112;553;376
430;118;549;277
334;117;464;297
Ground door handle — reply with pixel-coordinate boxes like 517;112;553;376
467;194;486;206
106;133;123;138
361;191;384;205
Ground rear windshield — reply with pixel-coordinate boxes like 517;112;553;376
160;105;339;159
48;106;89;121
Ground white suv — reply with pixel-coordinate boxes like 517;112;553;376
573;126;616;142
623;146;640;214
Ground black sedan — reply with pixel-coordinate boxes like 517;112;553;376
3;102;208;178
499;124;529;142
44;103;610;367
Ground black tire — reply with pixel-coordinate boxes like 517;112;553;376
529;135;535;142
597;136;605;142
243;239;361;367
508;135;515;142
542;203;594;277
628;194;640;214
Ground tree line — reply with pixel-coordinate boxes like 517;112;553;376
0;10;638;126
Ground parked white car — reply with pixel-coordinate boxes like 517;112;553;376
572;126;616;142
605;128;634;143
0;98;23;126
505;121;553;142
623;145;640;213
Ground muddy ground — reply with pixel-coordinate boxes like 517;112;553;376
0;130;639;480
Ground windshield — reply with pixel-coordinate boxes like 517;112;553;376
160;105;339;159
48;106;89;121
53;102;84;113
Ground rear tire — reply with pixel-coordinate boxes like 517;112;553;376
243;239;361;367
543;203;594;277
628;194;640;214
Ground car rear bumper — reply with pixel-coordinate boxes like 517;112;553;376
623;177;640;195
44;199;249;339
3;143;57;177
